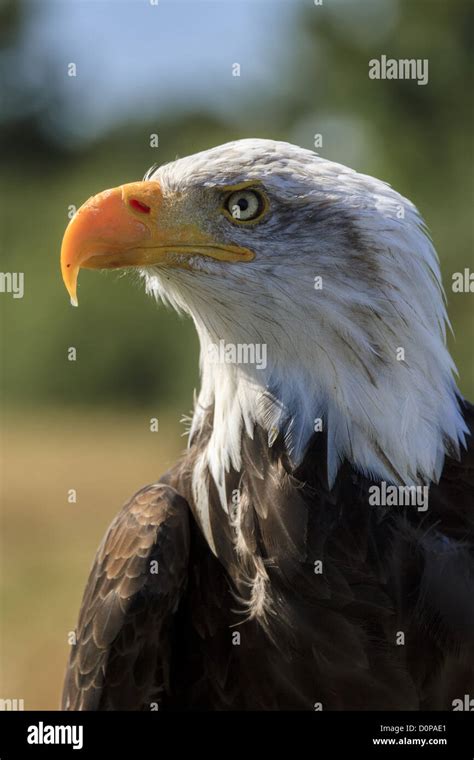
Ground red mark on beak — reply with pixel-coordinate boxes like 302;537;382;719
129;199;151;214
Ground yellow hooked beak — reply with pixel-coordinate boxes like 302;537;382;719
60;181;254;306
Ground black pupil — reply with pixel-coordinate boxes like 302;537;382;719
238;198;249;211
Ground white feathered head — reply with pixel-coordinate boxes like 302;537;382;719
61;139;467;487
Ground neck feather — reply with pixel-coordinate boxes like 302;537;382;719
189;315;467;495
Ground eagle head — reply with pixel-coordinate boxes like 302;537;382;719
61;138;467;490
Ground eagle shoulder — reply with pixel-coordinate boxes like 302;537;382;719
62;483;190;711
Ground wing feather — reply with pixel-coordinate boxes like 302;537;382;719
62;483;190;711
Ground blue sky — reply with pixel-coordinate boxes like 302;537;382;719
19;0;297;140
8;0;400;166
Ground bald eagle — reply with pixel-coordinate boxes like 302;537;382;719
60;139;474;710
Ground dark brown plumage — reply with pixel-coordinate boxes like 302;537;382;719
62;401;474;710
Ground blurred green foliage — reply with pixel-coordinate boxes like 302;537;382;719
1;0;473;414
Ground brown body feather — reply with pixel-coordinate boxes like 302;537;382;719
62;402;474;710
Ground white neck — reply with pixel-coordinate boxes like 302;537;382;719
189;310;466;496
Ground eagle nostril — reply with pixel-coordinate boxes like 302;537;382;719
129;199;151;214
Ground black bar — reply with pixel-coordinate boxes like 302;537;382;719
0;711;472;758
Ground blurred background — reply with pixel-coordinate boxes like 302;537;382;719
1;0;472;709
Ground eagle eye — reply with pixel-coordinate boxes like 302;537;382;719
224;188;266;223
